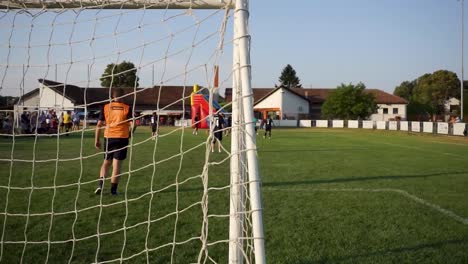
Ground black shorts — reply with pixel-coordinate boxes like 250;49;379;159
151;124;158;132
104;138;129;160
213;128;222;143
265;125;272;131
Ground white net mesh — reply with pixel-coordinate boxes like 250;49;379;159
0;1;263;263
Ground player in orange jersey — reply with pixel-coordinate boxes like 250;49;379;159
94;88;134;195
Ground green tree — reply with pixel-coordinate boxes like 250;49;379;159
100;61;139;88
393;80;416;101
0;95;18;107
322;83;377;120
412;70;460;117
278;64;301;88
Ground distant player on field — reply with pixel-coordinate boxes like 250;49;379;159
63;110;72;136
264;117;273;139
151;112;158;139
193;114;199;135
211;113;224;153
95;88;134;195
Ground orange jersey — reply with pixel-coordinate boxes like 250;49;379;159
99;102;132;138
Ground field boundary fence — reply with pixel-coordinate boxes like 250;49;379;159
267;119;468;137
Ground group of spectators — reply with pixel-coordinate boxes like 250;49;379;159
0;110;81;135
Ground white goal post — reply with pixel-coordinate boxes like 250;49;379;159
0;0;265;263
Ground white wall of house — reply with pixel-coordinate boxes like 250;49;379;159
281;88;309;120
370;104;407;121
444;97;460;114
20;92;40;108
254;88;309;120
254;89;282;110
39;85;75;110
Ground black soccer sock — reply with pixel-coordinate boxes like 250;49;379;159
111;183;118;194
98;177;104;189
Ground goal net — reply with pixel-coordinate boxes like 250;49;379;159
0;1;265;263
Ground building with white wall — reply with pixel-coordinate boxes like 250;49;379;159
253;86;309;120
16;79;193;116
224;86;408;121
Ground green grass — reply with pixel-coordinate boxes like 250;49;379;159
1;127;468;263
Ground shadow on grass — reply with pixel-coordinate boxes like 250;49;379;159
258;148;369;153
306;237;468;264
262;171;468;188
127;171;467;196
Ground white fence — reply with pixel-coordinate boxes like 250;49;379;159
174;119;192;127
400;121;408;131
411;122;420;132
453;123;466;136
363;121;374;129
348;120;359;128
293;119;467;137
376;121;386;130
332;120;344;128
316;120;328;128
423;122;433;133
437;122;449;135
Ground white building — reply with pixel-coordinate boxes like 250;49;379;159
253;86;309;120
224;87;408;121
16;79;193;116
445;97;460;115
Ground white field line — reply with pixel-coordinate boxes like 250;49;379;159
265;187;468;225
428;140;468;147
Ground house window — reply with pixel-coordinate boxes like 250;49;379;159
393;108;398;114
383;108;388;114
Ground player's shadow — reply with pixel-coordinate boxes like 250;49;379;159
262;171;468;188
305;237;468;264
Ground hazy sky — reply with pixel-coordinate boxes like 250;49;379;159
0;0;465;97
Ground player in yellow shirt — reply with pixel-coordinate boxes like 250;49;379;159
94;88;134;195
63;111;72;136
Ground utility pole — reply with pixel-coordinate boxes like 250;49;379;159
461;0;465;120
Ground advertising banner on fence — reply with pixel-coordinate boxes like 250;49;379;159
363;121;374;129
400;121;408;131
411;122;420;132
348;120;359;128
437;122;449;134
423;122;433;133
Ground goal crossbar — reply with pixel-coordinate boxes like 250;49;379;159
0;0;234;9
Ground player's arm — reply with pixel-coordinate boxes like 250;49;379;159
95;107;105;150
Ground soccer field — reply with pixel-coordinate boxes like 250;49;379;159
1;127;468;263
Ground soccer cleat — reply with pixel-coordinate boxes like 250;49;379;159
111;191;118;196
95;187;102;195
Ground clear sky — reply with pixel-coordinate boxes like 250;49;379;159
249;0;463;92
0;0;465;97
